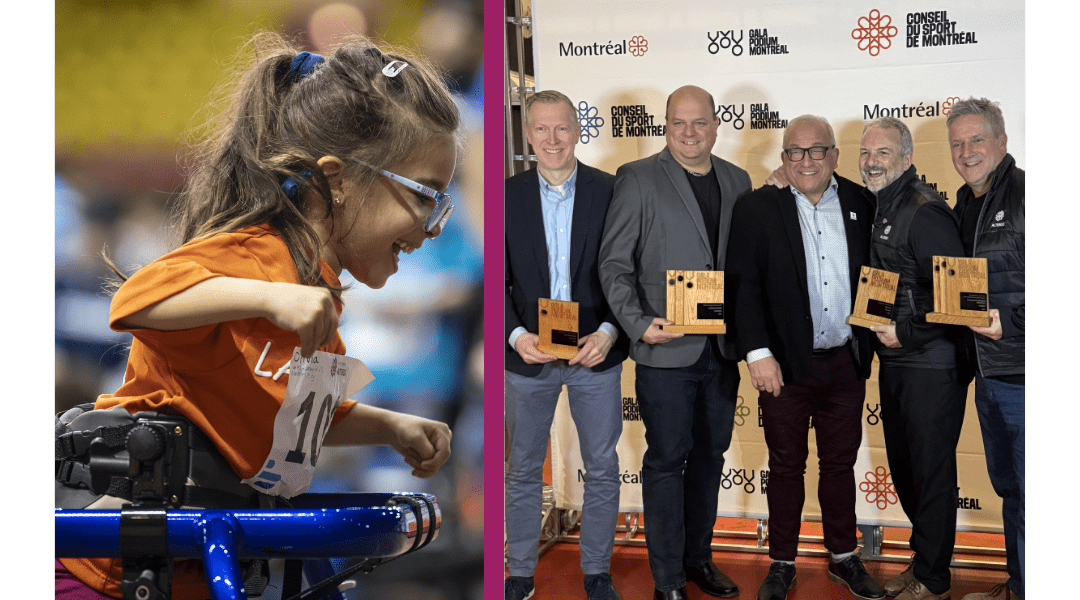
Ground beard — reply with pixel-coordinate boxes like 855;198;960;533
861;164;900;193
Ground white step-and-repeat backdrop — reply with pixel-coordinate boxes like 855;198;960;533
534;0;1023;533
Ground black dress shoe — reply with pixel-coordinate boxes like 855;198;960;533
758;562;796;600
684;562;740;598
653;586;688;600
828;555;886;600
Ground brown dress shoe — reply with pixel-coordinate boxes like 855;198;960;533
894;579;950;600
884;558;916;597
960;583;1013;600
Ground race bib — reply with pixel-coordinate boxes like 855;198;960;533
242;349;374;497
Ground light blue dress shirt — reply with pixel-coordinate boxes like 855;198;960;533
746;177;852;364
541;165;577;302
508;163;618;351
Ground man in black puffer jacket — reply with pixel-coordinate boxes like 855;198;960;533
947;98;1024;600
860;117;967;600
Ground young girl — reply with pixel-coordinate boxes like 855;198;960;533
56;32;459;599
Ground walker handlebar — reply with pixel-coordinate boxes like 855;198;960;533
56;492;441;600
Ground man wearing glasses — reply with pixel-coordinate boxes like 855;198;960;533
726;116;884;600
504;90;628;600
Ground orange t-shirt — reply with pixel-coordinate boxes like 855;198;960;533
61;224;358;599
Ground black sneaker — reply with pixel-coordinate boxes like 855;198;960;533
584;572;620;600
757;561;796;600
505;575;535;600
828;555;886;600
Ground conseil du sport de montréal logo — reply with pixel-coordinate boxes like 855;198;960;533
852;9;898;56
576;101;604;144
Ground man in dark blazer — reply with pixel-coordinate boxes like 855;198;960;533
726;115;885;600
599;85;750;600
504;90;629;600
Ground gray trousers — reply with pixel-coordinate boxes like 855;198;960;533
504;362;623;577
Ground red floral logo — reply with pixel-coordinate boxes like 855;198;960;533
859;466;898;509
942;96;961;115
629;36;649;57
852;10;898;56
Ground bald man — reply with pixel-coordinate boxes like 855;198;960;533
600;86;751;600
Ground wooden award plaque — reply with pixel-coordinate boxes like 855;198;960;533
663;270;726;334
538;298;579;360
847;266;899;328
926;256;992;327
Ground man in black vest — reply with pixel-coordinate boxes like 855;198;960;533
504;90;629;600
726;115;884;600
861;117;967;600
946;98;1024;600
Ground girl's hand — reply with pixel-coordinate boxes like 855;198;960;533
263;283;339;357
388;414;452;478
323;404;451;478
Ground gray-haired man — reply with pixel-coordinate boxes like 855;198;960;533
947;98;1024;600
860;117;967;600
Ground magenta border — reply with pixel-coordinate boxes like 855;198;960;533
482;0;505;596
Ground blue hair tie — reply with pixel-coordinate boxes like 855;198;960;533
281;52;324;200
286;51;325;81
282;171;312;202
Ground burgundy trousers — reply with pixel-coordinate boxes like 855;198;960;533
758;347;865;561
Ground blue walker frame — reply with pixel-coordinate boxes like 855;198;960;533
55;492;441;600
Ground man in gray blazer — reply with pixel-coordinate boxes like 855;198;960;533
599;85;752;600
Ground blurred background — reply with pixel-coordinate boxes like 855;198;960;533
55;1;484;598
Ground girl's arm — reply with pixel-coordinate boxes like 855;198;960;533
324;403;452;478
117;277;339;357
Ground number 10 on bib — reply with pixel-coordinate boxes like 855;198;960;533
243;350;374;497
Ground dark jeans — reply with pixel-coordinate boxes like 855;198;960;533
879;364;966;596
636;342;740;592
974;374;1024;598
759;347;865;561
